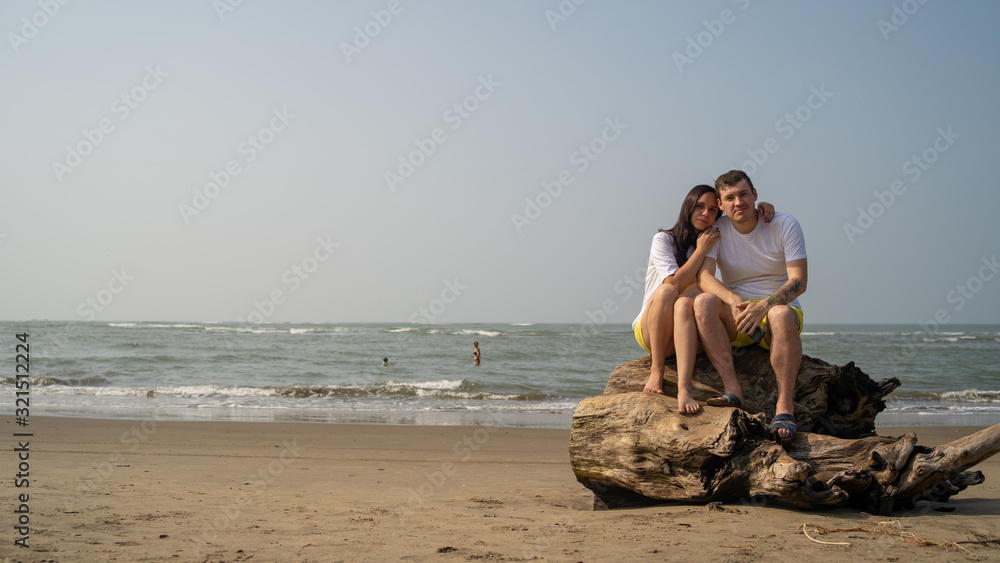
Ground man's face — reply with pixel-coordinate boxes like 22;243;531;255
718;179;757;223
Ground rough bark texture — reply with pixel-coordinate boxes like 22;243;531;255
569;351;998;513
570;392;1000;514
605;348;900;438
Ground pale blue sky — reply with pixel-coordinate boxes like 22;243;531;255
2;1;998;325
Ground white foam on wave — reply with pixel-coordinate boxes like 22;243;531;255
35;386;148;397
458;329;501;337
108;323;204;329
941;389;1000;402
919;336;968;343
34;384;286;398
202;326;285;334
382;379;466;390
886;404;1000;413
168;385;284;397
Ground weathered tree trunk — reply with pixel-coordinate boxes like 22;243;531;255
570;351;998;513
569;392;1000;514
605;348;900;438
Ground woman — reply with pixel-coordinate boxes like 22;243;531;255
632;185;773;414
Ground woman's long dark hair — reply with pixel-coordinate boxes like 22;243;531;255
661;184;719;267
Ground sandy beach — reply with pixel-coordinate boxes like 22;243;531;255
3;416;998;562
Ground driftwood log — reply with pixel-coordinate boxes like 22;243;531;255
604;347;899;439
570;350;1000;513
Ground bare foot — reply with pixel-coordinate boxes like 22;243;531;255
643;373;664;394
677;388;701;414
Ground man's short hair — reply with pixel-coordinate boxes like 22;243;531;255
715;170;755;197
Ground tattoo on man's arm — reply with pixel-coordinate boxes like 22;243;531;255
767;279;802;306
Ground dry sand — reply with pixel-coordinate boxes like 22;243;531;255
2;415;998;562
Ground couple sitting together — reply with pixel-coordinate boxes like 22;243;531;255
632;170;807;442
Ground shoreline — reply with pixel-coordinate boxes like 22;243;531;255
14;408;1000;431
4;415;999;561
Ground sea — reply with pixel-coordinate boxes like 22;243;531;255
3;321;999;429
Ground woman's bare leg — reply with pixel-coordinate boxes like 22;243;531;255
673;296;700;413
640;284;679;394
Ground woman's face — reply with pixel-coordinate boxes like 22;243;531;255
690;192;719;232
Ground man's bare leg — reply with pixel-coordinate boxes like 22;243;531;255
673;296;701;413
763;305;801;438
640;284;679;394
693;293;743;403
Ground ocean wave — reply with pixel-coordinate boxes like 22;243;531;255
885;404;1000;414
941;389;1000;402
383;327;502;337
889;389;1000;401
2;375;112;386
202;326;287;334
802;331;836;336
108;323;203;329
112;341;167;348
381;379;467;390
28;379;559;403
456;329;502;337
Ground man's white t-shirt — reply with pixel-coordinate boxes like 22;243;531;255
706;212;807;309
632;231;698;329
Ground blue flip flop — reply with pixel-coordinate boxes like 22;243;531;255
705;392;746;412
769;413;797;443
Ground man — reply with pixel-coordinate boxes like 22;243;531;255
694;170;808;442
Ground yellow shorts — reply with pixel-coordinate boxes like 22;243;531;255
634;322;651;354
731;301;803;350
